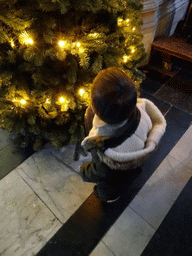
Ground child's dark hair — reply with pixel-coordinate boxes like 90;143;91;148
91;67;137;124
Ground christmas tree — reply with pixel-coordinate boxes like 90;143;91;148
0;0;147;151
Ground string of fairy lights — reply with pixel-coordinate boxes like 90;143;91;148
6;16;139;112
10;88;89;113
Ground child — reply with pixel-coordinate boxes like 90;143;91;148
80;67;166;203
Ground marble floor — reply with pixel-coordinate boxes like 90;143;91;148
0;60;192;256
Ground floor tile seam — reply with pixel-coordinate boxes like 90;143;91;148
128;205;157;231
170;66;182;77
15;169;63;225
140;87;172;116
141;81;192;117
169;123;192;144
100;241;117;256
175;105;192;117
153;84;172;100
50;151;80;175
164;105;172;116
154;91;192;116
182;67;192;75
153;83;167;97
0;142;16;152
167;153;192;170
151;68;192;101
5;146;80;181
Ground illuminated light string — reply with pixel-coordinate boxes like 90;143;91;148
88;32;99;38
12;98;27;105
16;15;136;48
58;40;85;54
12;90;87;107
123;46;136;63
9;86;90;115
71;41;81;48
12;25;138;66
117;17;136;27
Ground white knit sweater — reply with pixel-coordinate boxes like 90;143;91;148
82;98;167;170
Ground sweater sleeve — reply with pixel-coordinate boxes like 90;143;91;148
80;148;113;182
144;99;167;146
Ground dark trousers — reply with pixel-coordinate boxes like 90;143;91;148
96;168;141;201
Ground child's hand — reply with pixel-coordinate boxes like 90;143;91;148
79;162;91;181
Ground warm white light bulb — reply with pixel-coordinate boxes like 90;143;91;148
20;99;26;105
11;41;15;47
126;19;130;22
123;55;129;62
131;48;135;53
118;18;123;23
79;47;84;53
132;27;136;31
59;40;66;47
25;38;33;45
79;89;85;96
76;42;81;47
28;38;33;44
20;31;33;45
59;97;65;103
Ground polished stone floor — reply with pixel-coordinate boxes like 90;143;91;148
0;59;192;256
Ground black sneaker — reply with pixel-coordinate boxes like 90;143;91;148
93;185;121;203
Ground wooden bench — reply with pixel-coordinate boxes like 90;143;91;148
152;36;192;63
148;36;192;77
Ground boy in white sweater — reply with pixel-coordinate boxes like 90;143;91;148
80;67;166;203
